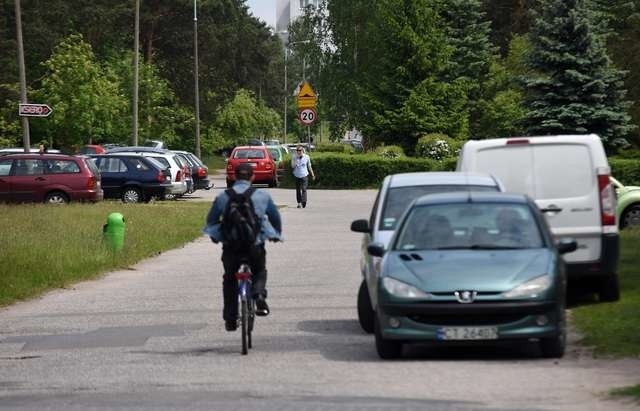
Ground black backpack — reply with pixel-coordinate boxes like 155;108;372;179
221;187;259;250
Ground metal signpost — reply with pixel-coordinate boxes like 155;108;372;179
296;81;317;145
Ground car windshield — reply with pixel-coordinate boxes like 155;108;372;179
380;184;499;230
394;203;543;251
234;149;265;159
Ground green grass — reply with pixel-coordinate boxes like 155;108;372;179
0;201;210;307
610;384;640;403
572;228;640;357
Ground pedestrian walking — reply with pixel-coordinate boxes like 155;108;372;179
291;145;315;208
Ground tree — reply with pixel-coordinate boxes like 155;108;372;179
522;0;634;150
203;89;281;154
34;34;128;149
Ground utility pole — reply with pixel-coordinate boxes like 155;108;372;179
132;0;140;145
284;47;288;144
14;0;30;152
193;0;201;157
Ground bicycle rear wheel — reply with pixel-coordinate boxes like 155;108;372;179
241;297;248;355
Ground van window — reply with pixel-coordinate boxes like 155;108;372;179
533;144;593;199
476;146;534;197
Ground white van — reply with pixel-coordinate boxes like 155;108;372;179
456;134;619;301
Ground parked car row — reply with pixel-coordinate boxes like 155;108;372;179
0;147;212;204
351;134;624;360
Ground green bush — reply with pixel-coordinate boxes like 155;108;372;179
375;145;405;159
315;143;347;153
279;153;455;189
610;158;640;185
415;133;457;160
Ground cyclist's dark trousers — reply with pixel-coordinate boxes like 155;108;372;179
295;176;308;205
221;245;267;322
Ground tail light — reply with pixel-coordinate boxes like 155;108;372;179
506;138;530;145
598;173;616;227
176;169;183;181
265;161;272;170
156;171;166;183
197;166;207;178
87;176;97;189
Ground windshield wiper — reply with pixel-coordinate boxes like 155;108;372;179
468;244;526;250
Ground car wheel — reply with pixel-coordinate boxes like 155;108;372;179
268;175;279;188
44;191;69;204
539;305;566;358
620;205;640;229
374;315;402;359
357;280;374;334
122;187;142;203
598;273;620;302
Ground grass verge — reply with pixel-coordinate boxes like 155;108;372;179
610;385;640;403
0;201;210;307
571;228;640;402
571;228;640;358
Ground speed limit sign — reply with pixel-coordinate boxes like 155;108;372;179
298;108;317;126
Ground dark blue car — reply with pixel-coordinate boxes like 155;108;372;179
90;154;172;203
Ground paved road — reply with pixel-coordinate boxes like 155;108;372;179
0;173;638;410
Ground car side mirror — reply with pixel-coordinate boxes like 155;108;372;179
367;242;385;257
350;219;370;233
557;238;577;255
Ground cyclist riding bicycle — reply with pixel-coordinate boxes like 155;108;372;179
203;163;282;332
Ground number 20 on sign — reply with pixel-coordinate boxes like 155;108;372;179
298;108;317;126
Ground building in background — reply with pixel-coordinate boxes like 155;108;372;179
276;0;320;41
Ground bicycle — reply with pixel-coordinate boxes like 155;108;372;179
235;261;255;355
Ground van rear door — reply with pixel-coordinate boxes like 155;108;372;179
529;141;602;263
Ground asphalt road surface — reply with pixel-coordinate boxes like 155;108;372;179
0;173;638;410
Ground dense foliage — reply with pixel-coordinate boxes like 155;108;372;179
522;0;634;151
2;0;640;154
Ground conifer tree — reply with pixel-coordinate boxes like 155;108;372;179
522;0;634;149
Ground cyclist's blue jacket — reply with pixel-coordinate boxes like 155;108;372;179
203;180;282;245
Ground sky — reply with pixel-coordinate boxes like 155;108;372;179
246;0;276;28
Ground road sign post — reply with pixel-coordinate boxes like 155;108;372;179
19;103;52;117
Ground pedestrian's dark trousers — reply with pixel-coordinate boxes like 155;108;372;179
221;245;267;322
295;176;309;205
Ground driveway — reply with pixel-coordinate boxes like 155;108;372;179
0;172;638;410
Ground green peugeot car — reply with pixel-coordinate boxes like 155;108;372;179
367;192;577;359
611;177;640;229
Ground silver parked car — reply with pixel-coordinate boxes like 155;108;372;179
350;172;504;333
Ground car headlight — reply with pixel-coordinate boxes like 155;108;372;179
503;275;552;299
382;277;431;299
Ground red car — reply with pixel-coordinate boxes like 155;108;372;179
226;146;278;188
0;153;103;204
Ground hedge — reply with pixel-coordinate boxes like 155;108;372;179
279;153;457;189
610;158;640;185
277;154;640;190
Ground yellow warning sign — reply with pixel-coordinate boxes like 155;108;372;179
297;81;317;109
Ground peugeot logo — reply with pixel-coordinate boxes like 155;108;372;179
455;290;477;304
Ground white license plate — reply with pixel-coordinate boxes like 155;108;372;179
437;327;498;340
247;162;257;167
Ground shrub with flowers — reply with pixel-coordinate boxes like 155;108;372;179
415;133;461;160
375;144;405;159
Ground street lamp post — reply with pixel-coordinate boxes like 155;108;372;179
132;0;140;145
193;0;201;157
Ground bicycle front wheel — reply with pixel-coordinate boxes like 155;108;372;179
248;299;255;349
241;298;248;355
